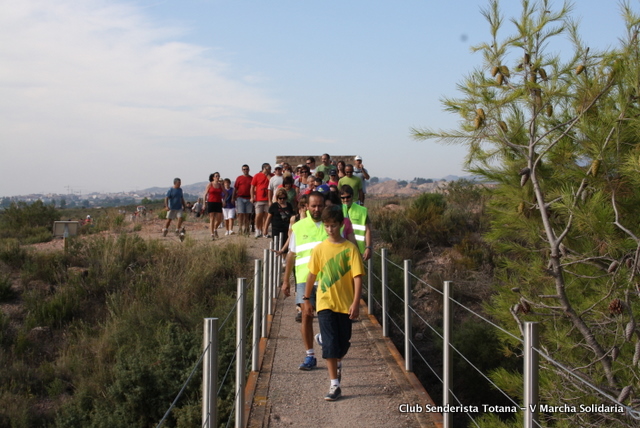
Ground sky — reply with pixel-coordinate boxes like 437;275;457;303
0;0;630;197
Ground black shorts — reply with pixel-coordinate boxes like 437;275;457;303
318;310;352;360
207;202;222;213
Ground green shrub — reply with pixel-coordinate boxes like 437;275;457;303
0;238;28;269
0;200;59;243
0;275;14;302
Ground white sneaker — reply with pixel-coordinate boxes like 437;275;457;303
228;230;235;235
255;230;262;238
225;230;229;236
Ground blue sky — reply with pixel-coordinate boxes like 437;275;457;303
0;0;628;196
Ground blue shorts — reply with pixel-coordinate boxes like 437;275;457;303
236;197;254;214
296;282;317;307
318;310;352;360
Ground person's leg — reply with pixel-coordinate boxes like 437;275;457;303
209;211;216;238
297;282;317;370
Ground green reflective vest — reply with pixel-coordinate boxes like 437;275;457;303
291;216;328;283
343;203;368;253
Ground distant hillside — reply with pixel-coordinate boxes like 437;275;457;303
142;182;208;198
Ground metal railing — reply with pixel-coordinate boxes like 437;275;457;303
155;234;284;428
366;249;640;428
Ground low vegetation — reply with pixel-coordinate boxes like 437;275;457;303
0;216;251;427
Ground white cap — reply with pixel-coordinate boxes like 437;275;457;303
355;155;362;160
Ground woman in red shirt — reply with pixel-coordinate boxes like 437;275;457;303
203;172;224;239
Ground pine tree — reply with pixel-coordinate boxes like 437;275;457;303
414;1;640;426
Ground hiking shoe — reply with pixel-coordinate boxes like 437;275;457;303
314;333;323;347
299;356;317;371
324;385;341;401
295;311;302;323
162;228;168;237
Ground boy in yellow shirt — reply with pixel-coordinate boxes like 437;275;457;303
301;205;364;401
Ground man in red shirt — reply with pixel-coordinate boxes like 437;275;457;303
233;164;253;235
251;163;272;238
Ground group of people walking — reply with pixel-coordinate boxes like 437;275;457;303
161;154;372;402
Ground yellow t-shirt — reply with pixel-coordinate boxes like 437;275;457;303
308;239;364;313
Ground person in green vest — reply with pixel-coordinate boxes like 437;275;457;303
340;184;372;261
281;191;327;370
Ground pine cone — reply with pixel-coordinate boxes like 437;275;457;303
609;298;624;315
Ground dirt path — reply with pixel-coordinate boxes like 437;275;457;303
247;292;442;428
31;216;273;261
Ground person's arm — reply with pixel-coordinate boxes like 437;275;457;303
250;184;255;203
202;184;209;208
302;272;317;317
349;275;363;319
362;166;370;180
232;181;238;203
363;219;372;261
281;250;296;297
164;195;170;211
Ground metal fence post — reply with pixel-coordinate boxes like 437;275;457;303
367;256;373;315
235;278;246;428
524;322;539;428
252;260;262;371
202;318;218;428
261;249;269;338
404;259;412;372
269;241;275;315
443;281;452;428
381;248;389;337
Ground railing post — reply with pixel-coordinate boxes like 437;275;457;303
367;256;373;315
252;260;262;371
235;278;246;428
524;322;539;428
202;318;218;428
261;249;269;338
381;248;389;337
269;241;275;315
404;259;412;372
277;233;284;295
443;281;452;428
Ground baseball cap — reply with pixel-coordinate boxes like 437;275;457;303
274;164;283;169
329;168;337;176
355;155;362;160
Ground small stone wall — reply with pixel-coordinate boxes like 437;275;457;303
275;155;358;168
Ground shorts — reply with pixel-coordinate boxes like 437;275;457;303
166;209;183;220
295;282;317;307
254;201;268;214
207;202;222;213
318;310;352;360
223;208;236;220
236;197;253;214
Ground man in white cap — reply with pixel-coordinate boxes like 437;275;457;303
268;164;284;203
353;156;370;205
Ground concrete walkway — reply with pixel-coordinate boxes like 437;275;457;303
246;291;443;428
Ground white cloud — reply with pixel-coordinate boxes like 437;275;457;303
0;0;297;196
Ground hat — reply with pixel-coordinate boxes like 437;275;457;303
329;168;337;176
355;155;362;160
274;164;283;169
